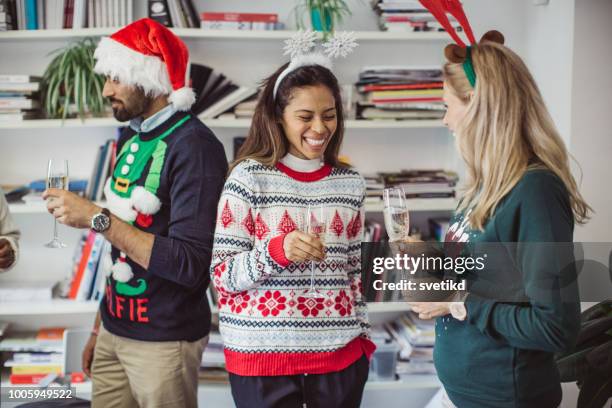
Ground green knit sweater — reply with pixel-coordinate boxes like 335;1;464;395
435;170;581;408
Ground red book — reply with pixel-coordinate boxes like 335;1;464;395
200;12;278;23
362;82;443;92
109;140;117;176
37;327;65;342
10;374;49;384
372;97;444;103
64;0;74;29
68;231;96;299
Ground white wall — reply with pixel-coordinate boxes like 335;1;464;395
522;0;576;146
571;0;612;243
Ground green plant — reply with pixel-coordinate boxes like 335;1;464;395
293;0;352;35
42;38;108;120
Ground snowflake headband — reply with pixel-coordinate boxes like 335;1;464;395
273;30;358;99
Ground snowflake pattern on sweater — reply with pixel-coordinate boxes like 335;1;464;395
210;159;373;376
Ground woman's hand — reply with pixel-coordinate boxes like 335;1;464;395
283;230;325;263
408;302;451;320
389;235;429;258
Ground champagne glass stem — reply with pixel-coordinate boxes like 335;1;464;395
309;261;316;292
53;219;58;241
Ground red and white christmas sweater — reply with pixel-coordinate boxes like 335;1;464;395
210;155;375;376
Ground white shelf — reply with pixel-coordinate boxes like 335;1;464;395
0;28;450;42
0;299;99;315
0;117;444;130
365;197;456;213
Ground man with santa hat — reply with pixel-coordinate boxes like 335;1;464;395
44;18;227;407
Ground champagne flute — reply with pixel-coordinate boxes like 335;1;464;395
383;187;410;242
303;203;326;298
45;159;69;248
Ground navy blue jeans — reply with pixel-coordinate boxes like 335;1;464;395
229;354;370;408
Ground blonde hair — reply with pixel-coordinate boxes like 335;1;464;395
445;41;591;230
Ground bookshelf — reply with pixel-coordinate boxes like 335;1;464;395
0;2;455;403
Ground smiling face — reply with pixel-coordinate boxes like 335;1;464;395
442;82;471;135
280;85;338;160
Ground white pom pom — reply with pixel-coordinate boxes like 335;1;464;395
131;186;161;215
283;30;318;58
112;261;133;283
168;87;195;111
322;31;358;59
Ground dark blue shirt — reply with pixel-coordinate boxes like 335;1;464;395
100;111;228;341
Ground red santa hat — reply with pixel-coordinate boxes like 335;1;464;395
94;18;195;111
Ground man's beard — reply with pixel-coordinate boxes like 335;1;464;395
109;89;151;122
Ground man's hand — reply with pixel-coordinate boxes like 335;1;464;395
0;239;15;269
43;189;100;229
82;334;97;377
408;302;451;320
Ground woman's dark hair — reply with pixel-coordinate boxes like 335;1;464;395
230;63;346;172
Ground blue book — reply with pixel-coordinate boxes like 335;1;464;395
25;0;38;30
91;141;110;201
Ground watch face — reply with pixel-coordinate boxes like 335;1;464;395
93;214;110;232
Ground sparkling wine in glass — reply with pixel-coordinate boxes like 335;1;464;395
45;159;69;248
303;203;326;298
383;187;410;242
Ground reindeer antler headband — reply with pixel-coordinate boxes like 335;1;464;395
273;30;358;99
418;0;505;88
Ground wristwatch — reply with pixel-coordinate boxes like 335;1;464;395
91;208;111;233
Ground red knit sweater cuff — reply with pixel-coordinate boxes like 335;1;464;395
268;234;291;267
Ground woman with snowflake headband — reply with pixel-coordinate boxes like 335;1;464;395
210;31;374;407
396;1;591;407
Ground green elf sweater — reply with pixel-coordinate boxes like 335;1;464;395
435;169;581;408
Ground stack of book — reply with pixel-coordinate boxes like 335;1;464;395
0;74;42;122
1;0;134;30
379;169;458;199
385;312;436;375
371;0;462;33
355;67;445;120
364;174;385;201
148;0;199;28
231;97;257;119
190;63;258;119
200;12;283;31
67;231;110;301
0;328;64;385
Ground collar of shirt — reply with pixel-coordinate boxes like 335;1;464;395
129;104;177;133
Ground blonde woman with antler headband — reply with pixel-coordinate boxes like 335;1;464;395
406;1;591;407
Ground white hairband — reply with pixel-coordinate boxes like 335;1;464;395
273;30;358;99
